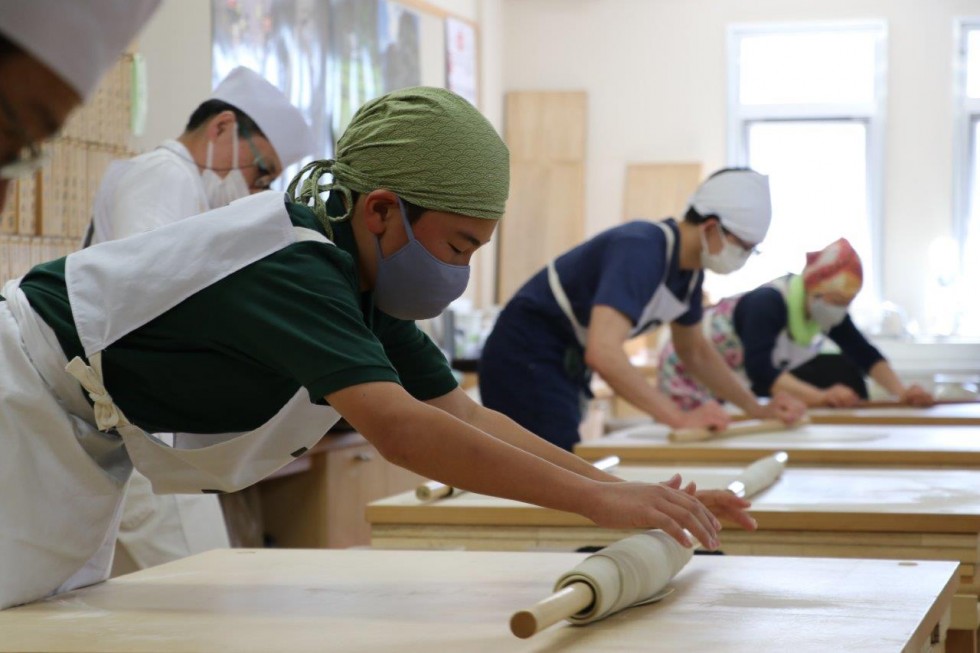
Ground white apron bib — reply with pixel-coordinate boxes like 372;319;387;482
64;191;342;495
549;221;699;347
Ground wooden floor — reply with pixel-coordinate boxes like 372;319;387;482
0;549;957;653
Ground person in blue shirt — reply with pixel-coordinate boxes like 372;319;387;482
480;169;807;451
658;237;935;409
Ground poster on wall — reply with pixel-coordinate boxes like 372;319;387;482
380;2;422;93
212;0;331;183
445;16;477;106
325;0;383;139
212;0;452;182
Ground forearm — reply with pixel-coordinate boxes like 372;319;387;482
771;371;825;406
369;399;602;516
466;405;621;482
682;342;762;417
591;348;684;426
868;359;904;396
332;383;725;546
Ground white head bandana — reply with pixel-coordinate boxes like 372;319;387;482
0;0;160;100
688;169;772;245
210;67;314;168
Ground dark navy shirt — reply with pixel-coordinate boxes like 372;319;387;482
733;286;885;395
511;219;704;342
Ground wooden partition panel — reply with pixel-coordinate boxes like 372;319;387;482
497;92;586;304
622;162;702;222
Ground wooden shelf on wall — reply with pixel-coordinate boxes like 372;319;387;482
1;55;137;285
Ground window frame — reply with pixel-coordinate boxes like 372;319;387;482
726;20;888;306
954;19;980;261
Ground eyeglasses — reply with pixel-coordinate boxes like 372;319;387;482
721;226;760;256
0;93;50;180
241;129;276;190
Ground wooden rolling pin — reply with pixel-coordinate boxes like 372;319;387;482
415;455;622;501
510;582;594;639
668;416;809;443
511;529;691;638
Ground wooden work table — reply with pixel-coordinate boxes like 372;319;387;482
368;464;980;650
575;423;980;467
808;403;980;426
255;429;423;549
0;549;957;653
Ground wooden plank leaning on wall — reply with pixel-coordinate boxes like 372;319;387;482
496;91;587;305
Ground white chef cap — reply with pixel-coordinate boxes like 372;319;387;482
0;0;160;100
210;67;314;168
688;169;772;245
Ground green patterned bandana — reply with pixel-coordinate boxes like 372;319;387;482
287;87;509;237
786;274;822;346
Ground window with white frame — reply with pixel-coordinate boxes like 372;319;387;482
955;20;980;336
717;23;887;324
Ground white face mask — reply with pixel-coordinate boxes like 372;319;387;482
200;129;250;209
809;296;849;332
700;227;751;274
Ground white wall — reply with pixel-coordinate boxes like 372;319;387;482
132;0;212;151
498;0;978;330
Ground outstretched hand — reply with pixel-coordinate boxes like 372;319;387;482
765;391;809;423
585;474;722;550
900;384;935;407
682;480;758;532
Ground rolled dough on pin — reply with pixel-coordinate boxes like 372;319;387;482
554;529;693;624
727;451;788;498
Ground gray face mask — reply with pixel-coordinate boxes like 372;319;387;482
372;199;471;320
809;296;849;332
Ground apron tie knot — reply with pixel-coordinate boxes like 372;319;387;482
65;356;126;432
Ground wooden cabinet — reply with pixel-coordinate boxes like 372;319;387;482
258;432;423;549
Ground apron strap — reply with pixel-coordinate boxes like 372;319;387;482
653;221;699;300
65;353;134;433
292;226;334;245
549;221;691;348
547;260;589;348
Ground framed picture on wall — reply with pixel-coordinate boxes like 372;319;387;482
212;0;477;185
445;15;477;106
212;0;332;183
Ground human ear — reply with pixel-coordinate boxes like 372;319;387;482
361;190;401;237
206;110;238;140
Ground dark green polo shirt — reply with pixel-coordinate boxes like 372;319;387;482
17;196;456;434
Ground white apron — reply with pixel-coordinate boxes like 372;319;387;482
65;191;342;494
548;221;699;347
85;142;222;570
0;192;339;607
0;284;130;609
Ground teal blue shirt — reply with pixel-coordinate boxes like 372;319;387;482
18;195;456;434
